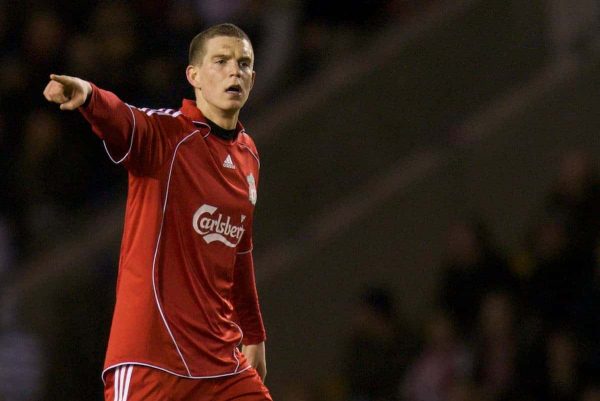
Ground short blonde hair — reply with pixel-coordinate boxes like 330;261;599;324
188;23;253;65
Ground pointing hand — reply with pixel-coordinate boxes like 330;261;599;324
43;74;92;111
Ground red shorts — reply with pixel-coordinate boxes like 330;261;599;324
104;365;273;401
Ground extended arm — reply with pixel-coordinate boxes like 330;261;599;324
43;74;181;173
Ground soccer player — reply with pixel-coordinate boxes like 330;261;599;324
43;23;272;401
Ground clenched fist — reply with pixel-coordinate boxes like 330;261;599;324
43;74;92;110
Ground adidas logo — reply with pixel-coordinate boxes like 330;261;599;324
223;154;235;169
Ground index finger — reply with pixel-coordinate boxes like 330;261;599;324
49;74;73;86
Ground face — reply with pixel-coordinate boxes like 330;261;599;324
187;36;255;118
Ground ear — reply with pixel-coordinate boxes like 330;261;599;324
186;65;201;89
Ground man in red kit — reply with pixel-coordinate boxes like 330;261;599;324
43;23;272;401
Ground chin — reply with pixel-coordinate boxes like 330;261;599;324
223;101;245;111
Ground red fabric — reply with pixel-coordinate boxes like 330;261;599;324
104;365;272;401
79;85;266;379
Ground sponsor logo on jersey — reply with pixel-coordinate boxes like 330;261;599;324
247;173;257;205
223;154;236;169
192;204;245;247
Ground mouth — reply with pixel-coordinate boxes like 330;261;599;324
225;84;242;95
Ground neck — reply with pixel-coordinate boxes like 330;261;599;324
195;100;239;130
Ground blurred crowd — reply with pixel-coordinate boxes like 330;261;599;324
0;1;429;400
1;1;599;400
4;1;597;401
0;0;424;274
334;150;600;401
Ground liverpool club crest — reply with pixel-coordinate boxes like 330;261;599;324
247;173;257;205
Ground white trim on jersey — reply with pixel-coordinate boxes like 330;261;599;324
102;362;251;384
238;143;260;169
137;107;182;118
193;121;211;138
103;104;136;164
236;245;253;255
230;320;244;373
150;129;201;377
103;104;186;164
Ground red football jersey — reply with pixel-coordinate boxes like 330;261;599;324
79;84;266;380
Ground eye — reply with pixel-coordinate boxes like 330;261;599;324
240;61;251;69
216;59;226;65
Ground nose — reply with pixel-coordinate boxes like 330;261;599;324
228;61;241;77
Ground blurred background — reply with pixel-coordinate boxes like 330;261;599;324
1;0;600;400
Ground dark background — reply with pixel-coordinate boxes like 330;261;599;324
1;1;599;400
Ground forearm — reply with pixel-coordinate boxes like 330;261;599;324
232;252;266;345
79;83;136;161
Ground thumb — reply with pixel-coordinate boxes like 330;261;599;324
59;92;85;110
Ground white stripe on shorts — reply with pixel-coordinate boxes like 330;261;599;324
114;365;134;401
113;366;119;401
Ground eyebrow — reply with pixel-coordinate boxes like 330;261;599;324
211;54;253;63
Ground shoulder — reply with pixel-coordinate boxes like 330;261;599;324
132;106;182;119
238;129;257;147
237;130;260;165
130;105;196;132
